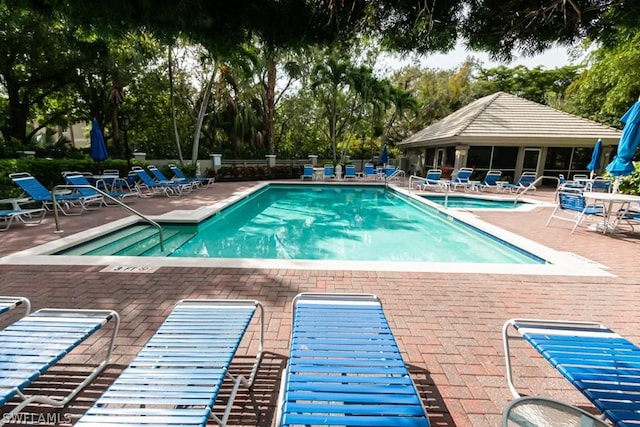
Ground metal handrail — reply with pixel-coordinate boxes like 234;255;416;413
513;175;562;205
51;184;164;251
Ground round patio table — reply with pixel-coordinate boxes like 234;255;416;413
503;396;609;427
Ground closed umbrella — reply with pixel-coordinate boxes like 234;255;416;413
586;139;602;179
381;145;389;166
606;101;640;177
90;118;108;171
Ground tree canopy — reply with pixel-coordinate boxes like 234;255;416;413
13;0;639;59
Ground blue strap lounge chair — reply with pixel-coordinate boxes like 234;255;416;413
9;172;102;215
276;293;430;427
546;189;605;233
503;172;537;193
0;296;30;318
344;164;357;179
503;318;640;426
168;164;215;188
450;167;474;191
323;164;335;180
301;164;314;180
131;167;185;197
417;169;444;192
75;299;264;427
63;173;139;205
148;165;196;191
473;170;503;192
0;307;119;424
363;163;377;180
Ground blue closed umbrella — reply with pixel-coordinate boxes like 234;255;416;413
90;118;108;164
606;101;640;177
381;145;389;165
586;139;602;177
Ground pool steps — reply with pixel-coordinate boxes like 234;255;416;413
56;224;196;256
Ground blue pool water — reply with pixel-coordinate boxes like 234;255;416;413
56;184;543;264
422;195;527;209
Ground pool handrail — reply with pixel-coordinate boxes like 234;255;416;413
513;175;562;205
51;184;165;251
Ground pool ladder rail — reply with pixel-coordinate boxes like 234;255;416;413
50;184;165;251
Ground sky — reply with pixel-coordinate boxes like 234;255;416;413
376;43;577;75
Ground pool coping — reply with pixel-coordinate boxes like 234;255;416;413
0;182;612;277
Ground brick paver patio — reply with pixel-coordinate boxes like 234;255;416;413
0;180;638;426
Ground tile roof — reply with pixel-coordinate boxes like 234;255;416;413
399;92;622;147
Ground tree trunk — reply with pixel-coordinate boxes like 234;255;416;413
168;47;184;164
192;65;217;163
264;51;277;155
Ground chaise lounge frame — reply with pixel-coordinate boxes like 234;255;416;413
0;307;120;425
276;292;430;427
503;318;640;426
75;299;264;427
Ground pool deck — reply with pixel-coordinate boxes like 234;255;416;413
0;180;639;426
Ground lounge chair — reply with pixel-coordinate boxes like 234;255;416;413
63;172;139;205
587;178;612;193
363;163;377;180
417;169;444;192
148;165;196;191
301;164;314;180
75;299;264;427
545;188;605;233
276;293;430;427
168;164;215;188
384;166;405;181
131;167;186;197
0;307;119;424
323;164;335;180
344;164;357;179
503;396;610;427
0;208;45;231
0;296;30;318
9;172;102;215
474;170;503;192
450;167;474;191
503;172;537;193
503;318;640;426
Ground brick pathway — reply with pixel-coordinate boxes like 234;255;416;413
0;181;639;426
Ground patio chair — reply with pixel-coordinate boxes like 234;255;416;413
344;164;357;179
474;170;503;192
587;178;612;193
417;169;445;192
0;307;119;424
0;207;46;231
545;188;605;233
503;396;609;427
301;164;314;180
168;164;215;188
451;167;474;191
9;172;102;215
75;299;264;427
131;167;185;197
323;164;335;179
503;318;640;426
275;293;430;427
0;296;30;318
63;172;138;205
363;163;377;180
503;172;537;193
148;165;196;191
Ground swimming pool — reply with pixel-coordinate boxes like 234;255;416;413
0;182;611;275
55;184;541;264
422;195;529;209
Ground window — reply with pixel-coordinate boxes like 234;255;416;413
467;147;491;169
492;147;519;169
